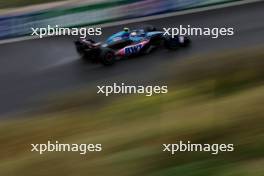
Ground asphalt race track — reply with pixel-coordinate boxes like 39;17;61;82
0;1;263;116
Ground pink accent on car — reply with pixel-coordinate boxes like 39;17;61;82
116;40;150;57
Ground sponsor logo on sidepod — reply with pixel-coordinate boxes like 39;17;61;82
125;43;143;55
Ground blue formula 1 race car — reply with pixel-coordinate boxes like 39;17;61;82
75;26;190;66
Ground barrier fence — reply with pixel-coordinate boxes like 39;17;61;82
0;0;239;39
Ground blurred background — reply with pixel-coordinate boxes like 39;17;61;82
0;0;264;176
1;0;237;39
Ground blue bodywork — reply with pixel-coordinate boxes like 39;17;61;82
106;31;130;44
106;29;163;44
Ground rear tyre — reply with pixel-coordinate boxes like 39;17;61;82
100;48;116;66
75;41;86;56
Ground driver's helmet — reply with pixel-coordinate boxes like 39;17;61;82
123;27;130;32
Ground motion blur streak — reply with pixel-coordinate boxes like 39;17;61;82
0;1;264;176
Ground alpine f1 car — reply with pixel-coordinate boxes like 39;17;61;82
75;26;190;65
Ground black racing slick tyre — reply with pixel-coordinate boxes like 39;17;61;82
75;41;86;56
164;36;191;50
180;37;191;47
164;36;180;50
100;48;116;66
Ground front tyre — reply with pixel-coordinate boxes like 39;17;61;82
164;36;179;50
100;48;116;66
164;36;191;49
179;36;191;47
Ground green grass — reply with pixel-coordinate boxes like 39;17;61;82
0;47;264;176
